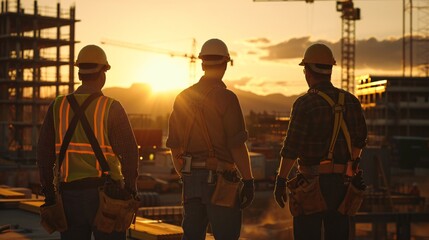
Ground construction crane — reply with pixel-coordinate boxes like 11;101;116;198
100;38;198;82
254;0;360;93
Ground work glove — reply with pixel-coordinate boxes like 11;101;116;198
274;176;287;208
40;187;56;207
41;197;56;207
351;170;366;191
125;184;138;199
240;179;255;209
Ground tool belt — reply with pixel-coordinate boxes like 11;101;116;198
209;160;240;208
337;182;365;216
60;177;105;190
40;194;68;234
298;163;347;175
93;184;140;233
190;157;221;171
287;174;327;216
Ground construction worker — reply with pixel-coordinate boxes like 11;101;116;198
273;43;368;239
37;45;139;240
167;38;254;240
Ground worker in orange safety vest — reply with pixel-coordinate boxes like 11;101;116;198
37;44;139;240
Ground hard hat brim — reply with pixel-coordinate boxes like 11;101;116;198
78;64;110;74
202;59;229;66
307;63;333;75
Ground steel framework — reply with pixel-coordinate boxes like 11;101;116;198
0;0;78;161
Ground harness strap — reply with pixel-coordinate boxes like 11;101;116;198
316;91;353;175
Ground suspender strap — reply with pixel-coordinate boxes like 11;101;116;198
182;86;219;157
196;107;215;157
194;87;220;158
58;93;102;168
60;94;111;173
317;91;352;161
182;111;195;153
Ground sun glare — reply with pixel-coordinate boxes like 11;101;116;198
136;55;192;93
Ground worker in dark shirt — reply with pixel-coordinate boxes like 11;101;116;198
37;45;138;240
167;38;254;240
274;43;367;239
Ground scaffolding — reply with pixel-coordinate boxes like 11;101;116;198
0;0;78;162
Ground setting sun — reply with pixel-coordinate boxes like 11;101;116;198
134;55;195;93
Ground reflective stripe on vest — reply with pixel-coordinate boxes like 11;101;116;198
53;94;123;183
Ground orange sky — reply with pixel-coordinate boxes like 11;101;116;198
20;0;413;96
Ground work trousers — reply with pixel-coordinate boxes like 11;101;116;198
60;188;126;240
181;169;242;240
293;174;349;240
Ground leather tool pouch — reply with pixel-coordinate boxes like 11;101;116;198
93;186;140;233
287;175;327;217
211;171;240;208
337;183;365;216
40;194;68;234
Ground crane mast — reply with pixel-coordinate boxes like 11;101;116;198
254;0;360;93
337;0;360;93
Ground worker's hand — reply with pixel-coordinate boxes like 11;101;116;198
274;176;288;208
173;157;184;177
351;170;366;191
41;197;56;207
240;179;255;209
125;184;138;199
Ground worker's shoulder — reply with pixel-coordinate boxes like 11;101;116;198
104;96;127;113
177;84;236;101
102;95;117;102
213;85;236;98
336;88;361;104
295;90;320;103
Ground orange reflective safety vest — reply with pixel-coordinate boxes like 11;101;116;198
53;94;123;183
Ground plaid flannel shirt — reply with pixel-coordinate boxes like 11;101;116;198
280;81;367;166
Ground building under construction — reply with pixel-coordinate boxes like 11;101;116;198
0;0;78;162
355;75;429;169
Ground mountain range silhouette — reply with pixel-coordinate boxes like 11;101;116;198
102;83;301;117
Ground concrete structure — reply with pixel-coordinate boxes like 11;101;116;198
355;75;429;169
0;0;78;162
356;75;429;146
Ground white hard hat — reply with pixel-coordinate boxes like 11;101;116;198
198;38;231;65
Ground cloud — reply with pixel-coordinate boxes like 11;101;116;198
356;37;401;70
254;36;429;71
247;50;259;55
226;77;288;89
255;81;288;88
246;38;271;44
226;77;252;87
261;37;310;60
225;77;295;96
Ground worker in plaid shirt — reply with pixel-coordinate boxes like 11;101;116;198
274;43;367;240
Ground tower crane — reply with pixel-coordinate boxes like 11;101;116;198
100;38;198;82
254;0;360;93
